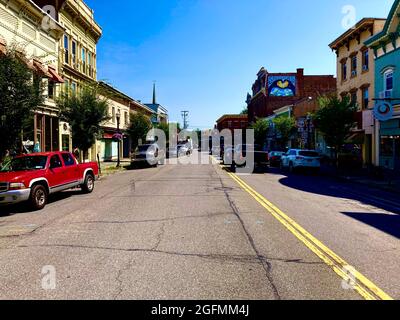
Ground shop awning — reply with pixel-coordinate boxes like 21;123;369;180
0;44;6;55
15;51;34;70
33;60;52;78
103;133;114;139
48;66;64;83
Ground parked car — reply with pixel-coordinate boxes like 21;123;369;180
280;149;321;173
131;143;165;167
0;152;99;210
269;151;285;167
177;143;190;156
222;146;235;165
231;144;269;170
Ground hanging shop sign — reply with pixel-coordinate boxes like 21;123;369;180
373;102;393;121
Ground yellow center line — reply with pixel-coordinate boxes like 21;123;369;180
214;158;393;300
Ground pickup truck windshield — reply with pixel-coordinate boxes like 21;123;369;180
1;156;48;172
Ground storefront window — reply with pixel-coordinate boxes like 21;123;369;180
395;137;400;159
62;134;70;152
380;136;394;157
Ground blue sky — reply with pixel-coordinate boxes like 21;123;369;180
85;0;394;129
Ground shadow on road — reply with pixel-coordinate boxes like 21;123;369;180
341;212;400;239
0;190;79;217
277;170;400;215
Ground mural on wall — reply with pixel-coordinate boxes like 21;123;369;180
267;76;296;97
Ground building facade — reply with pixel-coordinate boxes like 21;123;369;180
95;82;155;162
33;0;102;158
0;0;65;153
329;18;386;166
216;115;248;132
247;68;336;124
365;0;400;171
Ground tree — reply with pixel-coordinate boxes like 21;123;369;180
0;48;44;159
273;116;297;149
127;112;153;149
314;95;357;161
58;85;109;161
251;119;269;146
240;107;248;115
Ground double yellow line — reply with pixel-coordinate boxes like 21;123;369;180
222;166;393;300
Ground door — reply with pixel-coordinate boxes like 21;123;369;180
61;152;80;184
47;154;66;190
394;136;400;172
104;140;112;161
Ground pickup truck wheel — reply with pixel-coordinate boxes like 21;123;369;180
29;185;48;211
289;162;295;173
81;173;95;194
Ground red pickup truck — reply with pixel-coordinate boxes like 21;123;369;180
0;152;99;210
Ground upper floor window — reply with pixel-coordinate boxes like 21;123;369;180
112;107;116;123
350;90;358;105
351;55;357;77
88;52;93;77
71;82;77;95
362;49;369;72
384;70;394;92
362;87;369;109
341;61;347;81
82;48;86;73
48;80;55;100
64;35;69;64
64;79;69;96
72;41;77;67
125;111;129;125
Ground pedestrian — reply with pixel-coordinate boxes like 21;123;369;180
1;150;12;169
73;147;80;162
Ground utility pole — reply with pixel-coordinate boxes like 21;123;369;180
181;111;189;130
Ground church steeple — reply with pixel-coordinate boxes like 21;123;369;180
152;81;157;105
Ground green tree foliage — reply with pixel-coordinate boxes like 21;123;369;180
251;119;269;146
273;116;297;148
314;95;357;157
240;107;248;115
127;112;153;149
0;48;44;158
58;85;109;160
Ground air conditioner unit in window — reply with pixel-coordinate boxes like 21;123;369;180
351;70;357;77
362;65;368;71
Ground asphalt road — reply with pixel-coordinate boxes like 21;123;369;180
0;152;398;300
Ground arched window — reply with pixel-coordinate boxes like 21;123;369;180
384;69;394;92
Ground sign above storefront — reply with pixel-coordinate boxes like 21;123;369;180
373;102;393;121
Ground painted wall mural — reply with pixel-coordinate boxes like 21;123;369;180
267;76;296;97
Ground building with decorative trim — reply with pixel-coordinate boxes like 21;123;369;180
0;0;65;153
365;0;400;171
247;68;336;125
329;18;386;166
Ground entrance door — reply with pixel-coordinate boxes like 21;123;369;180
104;140;112;161
395;136;400;171
123;136;130;158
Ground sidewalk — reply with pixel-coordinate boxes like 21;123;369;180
99;160;130;177
321;164;400;195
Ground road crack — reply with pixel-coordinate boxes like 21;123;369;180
213;165;281;300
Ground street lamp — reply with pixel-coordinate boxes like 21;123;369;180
116;110;121;168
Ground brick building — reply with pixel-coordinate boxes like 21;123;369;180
216;115;248;132
247;68;336;124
